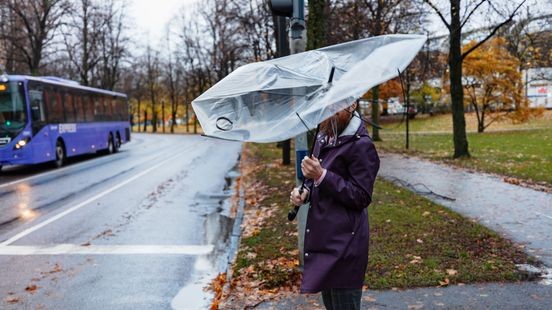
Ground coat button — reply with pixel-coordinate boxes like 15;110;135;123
305;253;309;257
352;232;355;235
356;134;361;139
319;158;323;162
306;229;310;233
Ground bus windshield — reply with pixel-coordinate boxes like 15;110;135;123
0;81;27;131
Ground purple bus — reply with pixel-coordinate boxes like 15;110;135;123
0;75;130;171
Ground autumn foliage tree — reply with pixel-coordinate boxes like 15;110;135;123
463;38;527;132
423;0;527;157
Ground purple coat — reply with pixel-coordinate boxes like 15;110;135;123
301;119;380;294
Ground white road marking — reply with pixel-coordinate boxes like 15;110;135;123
0;244;213;255
0;151;184;246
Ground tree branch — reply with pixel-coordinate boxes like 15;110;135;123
462;0;527;60
422;0;450;29
460;0;488;29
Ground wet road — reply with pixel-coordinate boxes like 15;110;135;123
379;153;552;267
0;133;242;309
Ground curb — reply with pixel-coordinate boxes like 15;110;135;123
222;177;246;294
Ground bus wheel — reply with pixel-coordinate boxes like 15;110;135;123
113;133;121;153
54;140;66;168
106;135;115;154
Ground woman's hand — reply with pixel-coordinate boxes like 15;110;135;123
301;156;324;180
290;187;309;206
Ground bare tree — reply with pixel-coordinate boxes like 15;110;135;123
330;0;426;140
144;44;160;133
422;0;527;158
97;0;129;90
0;0;70;75
62;0;104;85
164;23;179;133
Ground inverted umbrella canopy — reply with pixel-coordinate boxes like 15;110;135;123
192;34;427;143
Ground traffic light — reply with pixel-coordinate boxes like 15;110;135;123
269;0;293;17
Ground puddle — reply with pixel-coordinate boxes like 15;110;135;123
171;164;241;309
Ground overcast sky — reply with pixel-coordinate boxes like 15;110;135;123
127;0;551;45
127;0;197;40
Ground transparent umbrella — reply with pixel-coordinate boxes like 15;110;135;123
192;34;427;143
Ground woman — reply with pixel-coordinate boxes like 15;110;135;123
290;101;380;310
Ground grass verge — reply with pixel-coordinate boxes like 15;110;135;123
376;129;552;187
224;142;534;306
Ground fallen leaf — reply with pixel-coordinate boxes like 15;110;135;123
4;296;20;304
446;269;458;276
363;296;376;302
438;278;450;286
25;284;38;293
422;211;431;216
416;239;424;244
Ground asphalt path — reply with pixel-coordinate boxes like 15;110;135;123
0;133;242;309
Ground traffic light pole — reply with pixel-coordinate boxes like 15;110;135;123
289;0;308;268
269;0;308;267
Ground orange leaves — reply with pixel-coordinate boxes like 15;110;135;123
207;273;227;310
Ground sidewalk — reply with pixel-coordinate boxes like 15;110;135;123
378;153;552;267
255;282;552;309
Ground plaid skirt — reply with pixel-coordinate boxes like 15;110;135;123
321;288;362;310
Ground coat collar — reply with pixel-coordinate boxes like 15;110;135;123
318;112;368;150
339;112;362;138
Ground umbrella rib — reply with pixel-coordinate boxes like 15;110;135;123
295;112;316;140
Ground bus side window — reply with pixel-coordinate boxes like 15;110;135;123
94;96;104;121
122;98;128;121
83;95;94;121
119;98;126;121
29;89;46;122
45;89;64;123
111;98;118;121
103;96;112;121
74;92;85;122
64;91;76;123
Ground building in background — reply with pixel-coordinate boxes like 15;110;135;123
524;68;552;109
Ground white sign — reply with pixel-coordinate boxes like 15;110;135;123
59;124;77;134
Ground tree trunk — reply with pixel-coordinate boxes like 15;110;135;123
448;0;470;157
143;110;147;132
479;106;486;133
371;85;381;141
137;99;141;132
306;0;327;51
185;101;189;133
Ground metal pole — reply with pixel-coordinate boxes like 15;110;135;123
162;100;166;133
406;72;410;150
275;15;291;165
406;94;410;149
289;0;308;267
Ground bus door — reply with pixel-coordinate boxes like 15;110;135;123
28;83;53;163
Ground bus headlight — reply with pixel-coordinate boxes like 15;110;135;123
14;137;31;150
